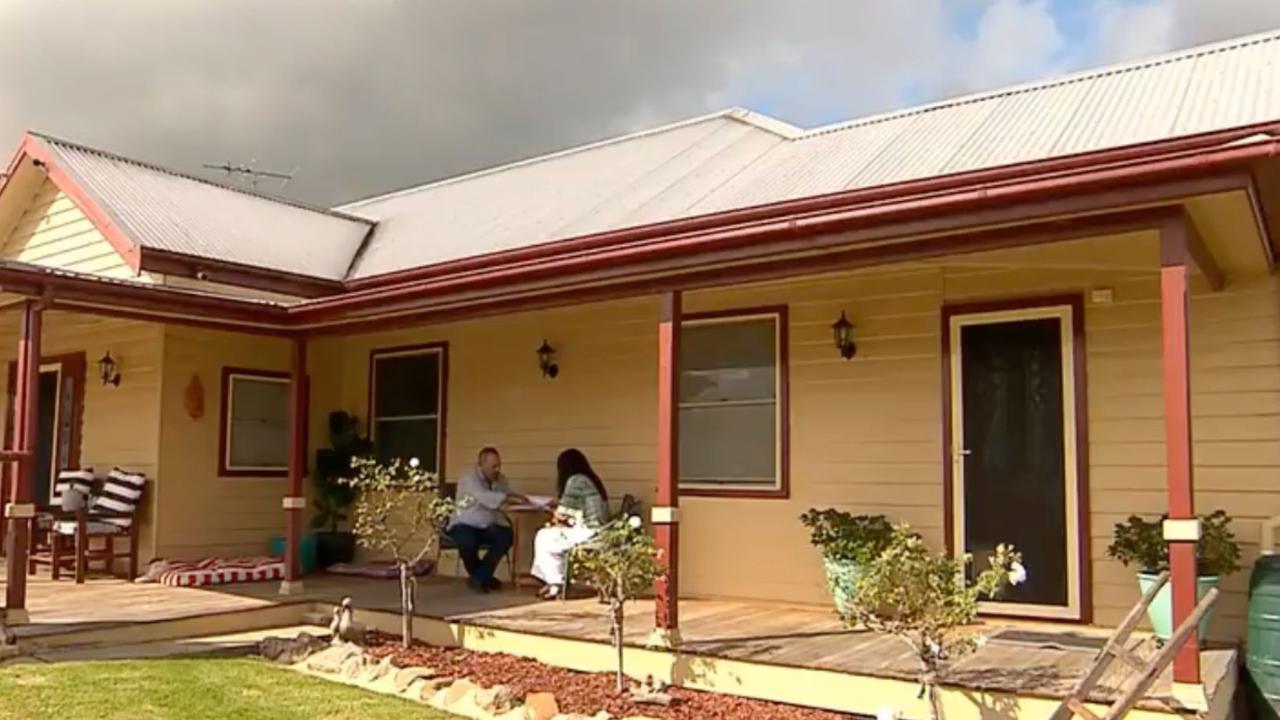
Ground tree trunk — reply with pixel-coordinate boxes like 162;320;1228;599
927;680;945;720
400;562;414;648
613;579;626;693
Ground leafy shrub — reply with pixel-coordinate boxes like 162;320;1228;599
799;508;894;564
1107;510;1241;577
837;524;1022;720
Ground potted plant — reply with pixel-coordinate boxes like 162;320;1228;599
312;411;373;568
800;508;893;615
1107;510;1241;641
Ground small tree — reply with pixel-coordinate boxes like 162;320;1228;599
839;525;1023;720
572;515;662;693
342;456;454;647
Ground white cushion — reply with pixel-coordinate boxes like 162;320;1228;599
54;520;123;535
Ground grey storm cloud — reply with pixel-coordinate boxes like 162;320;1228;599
0;1;1277;207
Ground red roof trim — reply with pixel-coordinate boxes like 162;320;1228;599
19;134;143;274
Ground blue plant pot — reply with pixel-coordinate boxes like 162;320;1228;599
269;533;318;575
822;557;861;617
1137;572;1219;642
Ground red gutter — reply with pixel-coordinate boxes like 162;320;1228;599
294;130;1280;321
343;119;1280;291
0;264;290;330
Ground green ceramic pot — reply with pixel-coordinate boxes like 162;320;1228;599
823;556;861;617
1137;571;1219;641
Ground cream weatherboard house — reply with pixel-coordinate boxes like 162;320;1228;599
3;29;1280;709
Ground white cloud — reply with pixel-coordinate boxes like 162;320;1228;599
1091;0;1279;65
963;0;1066;89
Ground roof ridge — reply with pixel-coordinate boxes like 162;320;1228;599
335;107;797;211
28;131;375;225
798;26;1280;140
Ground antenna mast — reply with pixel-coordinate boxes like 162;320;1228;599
202;160;296;192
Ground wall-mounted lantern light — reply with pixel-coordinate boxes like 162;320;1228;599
97;351;122;386
536;339;559;379
831;311;856;360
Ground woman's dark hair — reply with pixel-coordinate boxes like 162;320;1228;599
556;448;607;502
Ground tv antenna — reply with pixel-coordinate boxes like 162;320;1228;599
202;160;296;192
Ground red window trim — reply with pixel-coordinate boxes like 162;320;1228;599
218;366;291;478
367;341;450;478
678;305;790;500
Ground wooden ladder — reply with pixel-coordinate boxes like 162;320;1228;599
1050;571;1220;720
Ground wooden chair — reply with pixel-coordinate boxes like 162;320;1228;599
29;469;146;583
29;507;142;583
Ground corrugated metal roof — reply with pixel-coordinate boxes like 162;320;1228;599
343;28;1280;279
34;134;373;281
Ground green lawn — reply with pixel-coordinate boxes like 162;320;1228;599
0;657;458;720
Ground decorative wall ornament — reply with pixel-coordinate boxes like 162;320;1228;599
184;373;205;420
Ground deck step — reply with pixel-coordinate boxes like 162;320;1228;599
301;610;330;627
14;602;318;651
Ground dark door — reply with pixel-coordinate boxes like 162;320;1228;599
33;370;60;504
958;315;1071;610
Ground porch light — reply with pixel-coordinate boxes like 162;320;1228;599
831;311;856;360
97;351;121;387
536;339;559;379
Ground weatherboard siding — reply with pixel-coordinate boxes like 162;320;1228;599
0;178;143;281
153;325;293;559
306;237;1280;641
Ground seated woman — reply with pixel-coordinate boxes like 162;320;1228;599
531;448;610;599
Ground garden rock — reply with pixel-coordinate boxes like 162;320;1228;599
258;632;327;664
305;643;361;674
393;665;435;694
418;675;454;701
475;684;516;714
444;678;481;706
494;709;532;720
341;655;365;679
363;655;396;683
524;692;560;720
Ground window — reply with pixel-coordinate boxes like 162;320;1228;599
219;369;290;476
370;344;446;473
678;308;788;497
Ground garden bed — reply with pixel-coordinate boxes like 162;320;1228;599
365;633;865;720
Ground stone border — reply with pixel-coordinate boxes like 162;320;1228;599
284;641;658;720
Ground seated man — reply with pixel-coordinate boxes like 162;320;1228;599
445;447;526;593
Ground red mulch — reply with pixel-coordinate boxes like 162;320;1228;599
366;633;866;719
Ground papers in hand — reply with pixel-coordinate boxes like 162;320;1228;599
523;494;555;509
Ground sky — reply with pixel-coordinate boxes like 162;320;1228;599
0;1;1278;207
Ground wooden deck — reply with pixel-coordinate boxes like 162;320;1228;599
2;562;1238;718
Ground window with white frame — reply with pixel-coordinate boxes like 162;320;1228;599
371;346;445;472
678;310;786;494
222;370;290;474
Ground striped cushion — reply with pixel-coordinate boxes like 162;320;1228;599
52;468;95;511
156;557;284;587
92;467;146;528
